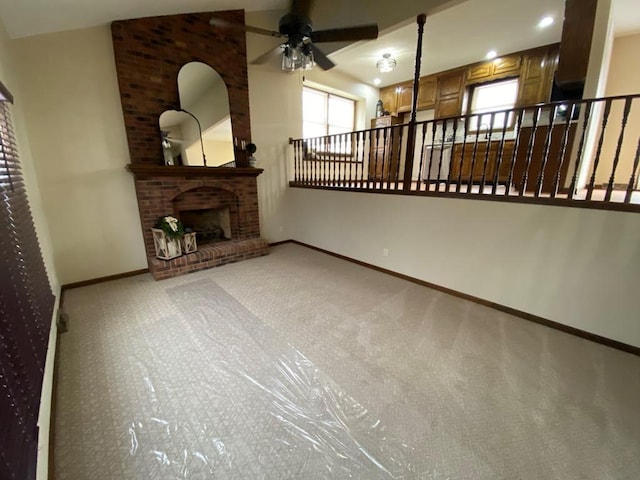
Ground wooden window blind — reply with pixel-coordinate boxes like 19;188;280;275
0;81;54;479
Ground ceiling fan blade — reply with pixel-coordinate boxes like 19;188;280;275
311;24;379;43
251;45;283;65
310;44;335;70
292;0;315;18
244;25;287;38
210;18;285;38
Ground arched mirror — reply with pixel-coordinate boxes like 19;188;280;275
159;62;234;167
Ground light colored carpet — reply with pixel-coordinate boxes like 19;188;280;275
54;243;640;479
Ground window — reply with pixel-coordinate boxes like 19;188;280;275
303;87;355;155
468;78;519;131
0;81;54;479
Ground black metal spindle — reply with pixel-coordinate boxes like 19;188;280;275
568;100;593;199
586;99;613;200
625;136;640;203
534;105;557;197
551;103;576;197
605;97;633;201
505;109;524;197
519;106;541;195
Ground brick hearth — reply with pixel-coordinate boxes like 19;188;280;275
128;165;268;280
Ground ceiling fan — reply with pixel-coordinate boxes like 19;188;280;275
210;0;378;71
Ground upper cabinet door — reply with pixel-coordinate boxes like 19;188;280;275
396;82;414;113
435;70;465;119
492;55;521;77
417;76;437;109
467;63;493;82
380;86;398;116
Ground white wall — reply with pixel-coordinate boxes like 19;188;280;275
13;26;147;284
596;32;640;184
287;188;640;349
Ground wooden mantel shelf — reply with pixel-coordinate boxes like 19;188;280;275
126;164;264;178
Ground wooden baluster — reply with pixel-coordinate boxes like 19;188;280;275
296;140;307;184
339;133;345;186
568;100;593;199
293;139;299;183
456;118;468;193
373;128;381;189
436;119;448;191
534;105;557;197
468;115;482;193
417;122;428;191
386;126;396;190
347;133;358;188
395;126;405;191
381;127;389;189
605;97;633;201
624;136;640;203
319;137;324;185
338;134;343;186
313;137;319;185
302;139;313;184
309;137;314;185
586;99;612;200
491;112;509;195
446;118;458;192
323;136;329;185
332;135;337;186
359;131;366;188
519;105;541;195
551;103;576;197
479;113;496;193
505;109;524;196
426;120;438;189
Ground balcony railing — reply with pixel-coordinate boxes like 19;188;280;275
290;94;640;211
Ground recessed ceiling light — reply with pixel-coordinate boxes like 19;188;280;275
538;16;554;28
486;50;497;60
373;78;381;85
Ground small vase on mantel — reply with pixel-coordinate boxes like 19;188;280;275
151;228;182;260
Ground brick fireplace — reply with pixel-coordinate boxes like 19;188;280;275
129;164;268;280
112;10;269;279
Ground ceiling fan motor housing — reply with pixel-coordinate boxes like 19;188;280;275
279;13;313;46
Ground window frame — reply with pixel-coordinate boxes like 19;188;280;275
466;77;519;133
302;86;357;161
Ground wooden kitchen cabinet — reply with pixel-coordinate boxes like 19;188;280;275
369;115;403;181
435;69;465;119
517;46;559;106
449;140;515;184
466;54;521;84
379;86;398;115
396;82;414;113
417;76;437;109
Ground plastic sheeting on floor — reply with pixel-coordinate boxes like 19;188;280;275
125;278;425;479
